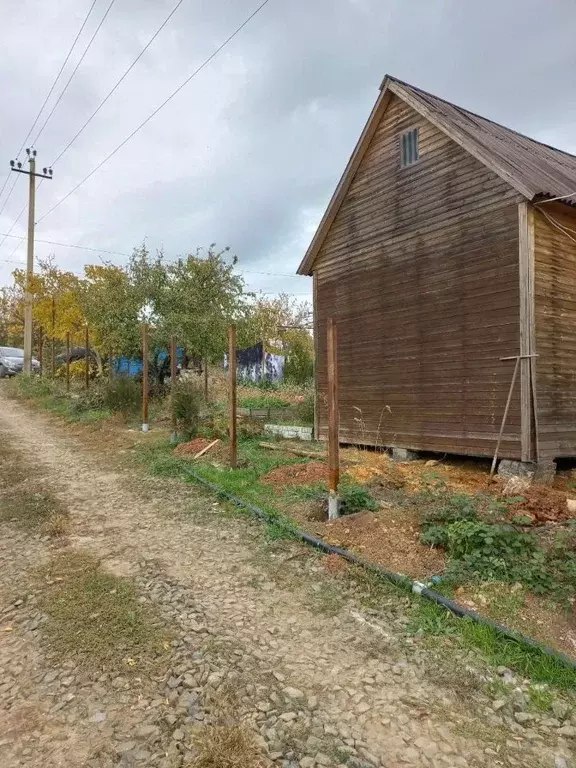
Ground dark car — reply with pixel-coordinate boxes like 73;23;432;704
0;347;40;377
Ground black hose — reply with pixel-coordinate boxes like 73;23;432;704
184;468;576;673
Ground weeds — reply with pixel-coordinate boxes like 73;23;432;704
171;378;203;438
288;480;378;515
103;375;141;419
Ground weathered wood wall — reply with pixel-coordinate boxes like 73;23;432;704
314;94;524;458
534;203;576;459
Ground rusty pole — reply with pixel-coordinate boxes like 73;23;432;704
65;332;70;392
84;325;90;390
142;323;149;432
327;317;340;519
169;336;177;442
229;326;237;469
51;296;56;377
203;357;209;401
38;327;44;376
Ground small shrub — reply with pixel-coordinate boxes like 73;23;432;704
296;390;314;426
69;383;107;414
172;379;203;439
288;480;378;515
284;332;314;385
420;524;450;548
423;493;479;526
238;418;264;438
339;483;379;515
103;376;141;419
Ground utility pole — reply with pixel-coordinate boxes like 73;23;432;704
9;150;53;375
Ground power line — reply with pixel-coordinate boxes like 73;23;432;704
0;202;28;252
0;176;19;219
33;0;118;145
51;0;187;168
0;0;98;208
0;232;129;258
0;232;306;278
37;0;272;225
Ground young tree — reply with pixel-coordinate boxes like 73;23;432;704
81;263;141;356
157;245;248;362
12;256;86;343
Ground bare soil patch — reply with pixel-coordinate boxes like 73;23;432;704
262;460;327;487
174;437;212;457
290;505;446;581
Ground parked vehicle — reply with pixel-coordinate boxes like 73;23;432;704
0;347;40;377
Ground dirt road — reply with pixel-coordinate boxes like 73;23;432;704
0;390;573;768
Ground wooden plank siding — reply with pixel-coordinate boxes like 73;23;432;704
534;203;576;458
314;94;525;458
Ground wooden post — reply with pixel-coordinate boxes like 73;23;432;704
65;332;70;392
142;323;149;432
51;296;56;377
229;326;237;469
38;327;44;376
84;325;90;390
203;357;209;401
327;317;340;519
170;336;177;442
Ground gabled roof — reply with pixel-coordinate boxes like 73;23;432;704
298;75;576;275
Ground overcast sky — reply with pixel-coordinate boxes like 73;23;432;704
1;0;575;299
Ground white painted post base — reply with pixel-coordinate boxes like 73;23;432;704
142;423;149;433
328;491;340;520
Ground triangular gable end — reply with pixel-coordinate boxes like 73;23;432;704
297;76;531;276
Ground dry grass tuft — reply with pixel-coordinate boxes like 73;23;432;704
37;551;172;674
189;722;269;768
42;513;70;537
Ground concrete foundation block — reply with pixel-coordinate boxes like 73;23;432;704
532;460;557;485
392;447;420;462
264;424;313;441
498;459;556;485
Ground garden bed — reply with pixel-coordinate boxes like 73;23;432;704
188;438;576;661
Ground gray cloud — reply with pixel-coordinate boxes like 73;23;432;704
1;0;575;298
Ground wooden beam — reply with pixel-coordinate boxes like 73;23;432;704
518;202;536;461
229;325;237;469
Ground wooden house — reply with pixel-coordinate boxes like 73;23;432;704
298;76;576;469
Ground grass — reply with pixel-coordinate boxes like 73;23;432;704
306;582;346;616
0;440;70;536
408;599;576;691
38;551;171;673
239;394;291;409
8;376;112;423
